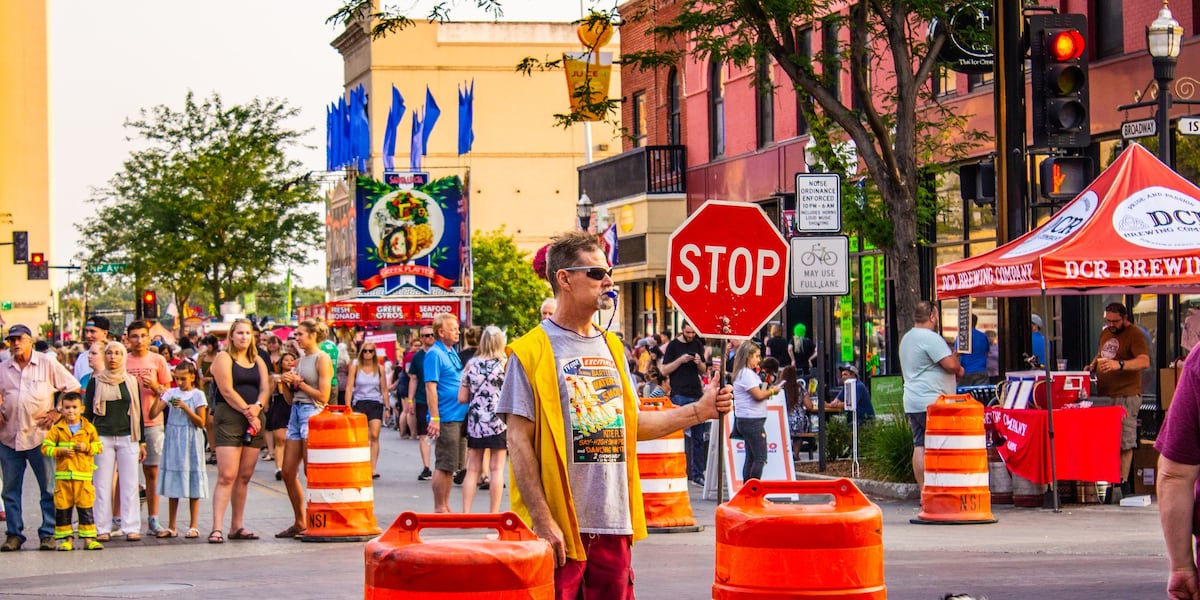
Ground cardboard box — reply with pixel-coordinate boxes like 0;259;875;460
1132;440;1160;496
1161;367;1181;413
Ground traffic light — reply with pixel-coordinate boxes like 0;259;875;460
12;231;27;264
141;290;159;320
1029;13;1090;149
1039;156;1094;200
27;253;48;280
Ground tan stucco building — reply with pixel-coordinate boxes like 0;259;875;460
331;20;622;254
0;0;53;333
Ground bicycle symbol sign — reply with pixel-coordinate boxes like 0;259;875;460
789;236;850;296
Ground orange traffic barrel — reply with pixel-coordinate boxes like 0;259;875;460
302;405;381;542
637;398;702;533
911;394;997;525
714;479;886;599
364;512;554;599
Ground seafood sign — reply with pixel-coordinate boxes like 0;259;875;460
354;175;468;295
562;356;626;464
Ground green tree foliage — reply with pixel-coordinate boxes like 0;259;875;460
617;0;988;333
470;229;551;337
329;0;988;334
77;92;324;319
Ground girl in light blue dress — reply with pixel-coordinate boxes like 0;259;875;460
151;361;209;538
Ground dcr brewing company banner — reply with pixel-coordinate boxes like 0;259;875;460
354;175;469;296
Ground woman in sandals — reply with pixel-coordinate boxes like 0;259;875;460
208;319;269;543
84;341;146;542
275;319;332;539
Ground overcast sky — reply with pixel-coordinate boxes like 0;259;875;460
48;0;591;289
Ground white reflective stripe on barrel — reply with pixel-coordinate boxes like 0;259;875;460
307;487;375;504
925;434;986;450
640;477;689;494
307;447;371;465
636;438;686;454
925;472;989;488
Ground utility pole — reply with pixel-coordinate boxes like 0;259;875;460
993;0;1031;374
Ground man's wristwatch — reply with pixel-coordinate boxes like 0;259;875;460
1118;360;1125;370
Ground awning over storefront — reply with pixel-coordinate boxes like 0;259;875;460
323;299;463;327
937;143;1200;299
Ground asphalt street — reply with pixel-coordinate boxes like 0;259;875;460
0;429;1171;599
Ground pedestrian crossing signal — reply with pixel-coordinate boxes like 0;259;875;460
1039;156;1093;200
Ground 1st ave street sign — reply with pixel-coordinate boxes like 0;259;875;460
88;263;126;274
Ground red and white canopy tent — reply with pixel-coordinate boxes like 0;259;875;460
937;143;1200;298
936;143;1200;509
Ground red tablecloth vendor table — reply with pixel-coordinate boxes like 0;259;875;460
984;406;1125;485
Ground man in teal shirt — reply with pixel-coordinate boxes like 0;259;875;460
424;313;466;513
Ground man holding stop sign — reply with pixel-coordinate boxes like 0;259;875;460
498;231;733;598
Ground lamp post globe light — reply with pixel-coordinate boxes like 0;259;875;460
1147;1;1183;167
576;191;594;231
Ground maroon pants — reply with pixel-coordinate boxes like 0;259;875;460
554;534;635;600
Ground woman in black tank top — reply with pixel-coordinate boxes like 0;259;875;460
207;319;269;543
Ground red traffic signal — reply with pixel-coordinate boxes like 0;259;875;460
1047;29;1085;61
26;252;48;280
30;253;44;265
1029;14;1091;149
141;290;159;320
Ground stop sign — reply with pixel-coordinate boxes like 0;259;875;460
666;200;790;339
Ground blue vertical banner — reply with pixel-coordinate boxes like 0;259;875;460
457;79;475;155
354;175;468;295
421;86;440;156
410;111;423;171
382;86;406;172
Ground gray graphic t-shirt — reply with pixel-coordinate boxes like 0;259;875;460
498;322;633;535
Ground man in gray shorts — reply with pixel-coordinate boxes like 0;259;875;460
424;313;466;513
898;301;962;492
1085;302;1149;498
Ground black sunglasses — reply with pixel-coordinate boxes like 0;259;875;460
421;333;434;338
361;347;375;353
560;266;612;281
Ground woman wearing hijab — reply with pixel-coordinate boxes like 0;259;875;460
83;341;146;542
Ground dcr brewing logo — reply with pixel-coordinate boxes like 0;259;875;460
1001;191;1097;258
1114;186;1200;250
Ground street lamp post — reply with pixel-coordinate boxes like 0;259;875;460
1147;1;1185;435
1148;1;1183;167
576;191;594;231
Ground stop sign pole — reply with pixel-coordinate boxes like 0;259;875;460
666;200;790;503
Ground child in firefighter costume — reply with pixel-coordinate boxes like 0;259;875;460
41;392;103;551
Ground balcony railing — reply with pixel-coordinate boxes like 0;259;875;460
578;145;686;204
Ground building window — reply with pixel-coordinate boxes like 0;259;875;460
794;27;812;136
933;65;956;97
821;17;841;102
756;59;774;148
667;67;681;146
709;60;725;159
632;91;648;147
1094;0;1124;58
968;70;993;91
